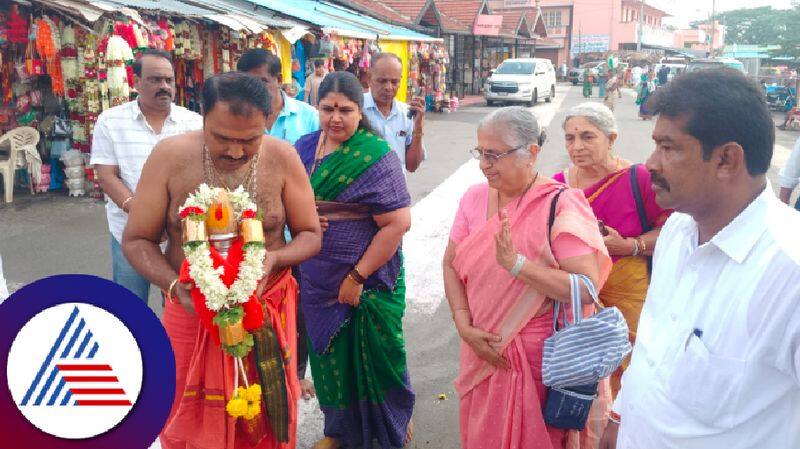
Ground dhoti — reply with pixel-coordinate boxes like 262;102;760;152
160;269;300;449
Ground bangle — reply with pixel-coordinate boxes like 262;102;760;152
121;196;134;211
451;308;470;318
348;267;366;284
609;411;621;424
166;278;180;305
631;238;640;256
509;253;526;277
636;237;647;254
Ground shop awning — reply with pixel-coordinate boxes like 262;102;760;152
26;0;306;33
246;0;441;42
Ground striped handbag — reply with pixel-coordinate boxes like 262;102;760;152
541;273;631;388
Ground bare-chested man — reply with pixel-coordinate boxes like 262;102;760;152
123;72;321;449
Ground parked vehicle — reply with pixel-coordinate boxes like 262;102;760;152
686;58;746;74
766;85;796;112
569;61;604;85
483;58;556;106
654;63;687;83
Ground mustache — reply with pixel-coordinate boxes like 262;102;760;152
220;155;249;162
650;170;670;191
155;90;172;97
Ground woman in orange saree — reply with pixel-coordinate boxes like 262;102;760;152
443;107;612;449
555;102;671;398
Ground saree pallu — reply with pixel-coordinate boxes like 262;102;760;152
451;184;611;449
161;269;300;449
295;128;413;449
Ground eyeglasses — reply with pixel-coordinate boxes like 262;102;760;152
469;147;522;162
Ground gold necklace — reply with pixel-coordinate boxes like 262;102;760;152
203;145;260;194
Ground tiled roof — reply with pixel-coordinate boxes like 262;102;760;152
437;11;471;33
434;0;486;27
380;0;429;22
498;8;525;37
333;0;413;24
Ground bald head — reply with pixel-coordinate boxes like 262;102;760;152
369;53;402;106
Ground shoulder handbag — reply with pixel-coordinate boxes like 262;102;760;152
542;274;631;429
542;275;630;387
539;188;600;430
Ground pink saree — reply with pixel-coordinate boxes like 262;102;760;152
451;182;611;449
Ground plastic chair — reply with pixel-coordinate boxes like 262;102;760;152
0;126;40;203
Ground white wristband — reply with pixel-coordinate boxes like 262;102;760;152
509;253;526;277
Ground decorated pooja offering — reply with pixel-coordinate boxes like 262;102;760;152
177;184;269;423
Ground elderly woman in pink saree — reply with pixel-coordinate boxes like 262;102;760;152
443;106;612;449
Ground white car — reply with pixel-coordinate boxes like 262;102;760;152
484;58;556;106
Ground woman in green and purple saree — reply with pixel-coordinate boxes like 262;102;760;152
294;71;414;449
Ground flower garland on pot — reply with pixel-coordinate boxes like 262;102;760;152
178;184;267;420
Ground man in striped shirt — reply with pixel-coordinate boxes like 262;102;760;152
90;49;202;303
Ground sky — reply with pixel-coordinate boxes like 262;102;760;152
661;0;794;27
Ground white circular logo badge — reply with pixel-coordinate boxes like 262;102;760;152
6;303;143;439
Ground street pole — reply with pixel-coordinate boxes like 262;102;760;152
709;0;716;55
637;0;644;52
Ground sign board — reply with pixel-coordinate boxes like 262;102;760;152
570;34;610;55
473;14;503;36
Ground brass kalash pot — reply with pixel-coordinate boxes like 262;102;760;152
182;189;251;346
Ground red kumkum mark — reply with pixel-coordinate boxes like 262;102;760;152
215;206;223;221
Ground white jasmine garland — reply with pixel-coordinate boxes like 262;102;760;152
180;184;266;312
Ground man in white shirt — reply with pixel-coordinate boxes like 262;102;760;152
601;68;800;448
779;136;800;210
91;49;202;303
363;53;426;172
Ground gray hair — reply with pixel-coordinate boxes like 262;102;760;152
478;106;546;159
562;102;618;137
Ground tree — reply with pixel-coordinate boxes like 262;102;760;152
709;6;800;61
712;7;786;45
772;6;800;60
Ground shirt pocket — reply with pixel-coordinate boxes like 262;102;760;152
667;335;746;429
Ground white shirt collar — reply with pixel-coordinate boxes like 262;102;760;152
132;100;177;123
701;183;772;264
364;92;399;119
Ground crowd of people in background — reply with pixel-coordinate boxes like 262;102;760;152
2;42;800;449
